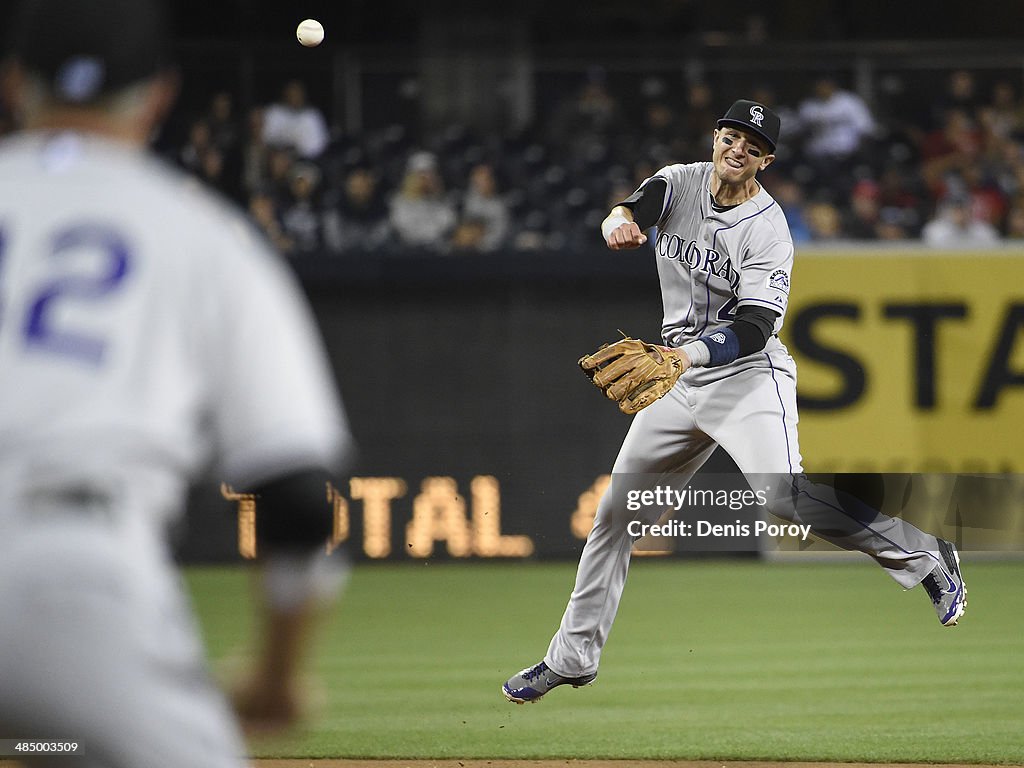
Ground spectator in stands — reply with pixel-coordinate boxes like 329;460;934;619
264;145;298;206
242;107;270;196
203;90;243;198
979;81;1024;142
458;163;510;252
178;118;212;176
323;166;391;254
1000;144;1024;203
635;97;685;163
281;162;328;255
956;166;1009;230
877;163;927;236
176;116;243;203
389;151;457;250
805;200;844;241
1003;196;1024;239
549;68;622;148
151;54;1024;252
771;177;813;243
249;189;294;256
642;98;675;147
931;70;983;131
262;79;330;159
797;75;876;169
205;90;240;155
195;146;234;201
678;82;718;157
921;193;1000;248
919;108;983;197
977;100;1024;203
512;208;551;251
450;219;489;252
875;208;913;241
842;179;882;240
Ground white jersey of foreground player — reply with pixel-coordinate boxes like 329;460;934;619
0;131;347;515
0;131;350;768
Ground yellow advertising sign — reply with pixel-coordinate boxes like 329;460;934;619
787;250;1024;472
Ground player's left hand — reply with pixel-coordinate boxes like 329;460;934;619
658;345;691;372
579;336;687;414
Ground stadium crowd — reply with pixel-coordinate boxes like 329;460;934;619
5;67;1024;256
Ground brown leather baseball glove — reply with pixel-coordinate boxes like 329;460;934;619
578;336;686;415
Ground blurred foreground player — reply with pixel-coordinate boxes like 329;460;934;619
0;1;352;764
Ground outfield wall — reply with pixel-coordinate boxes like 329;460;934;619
178;248;1024;561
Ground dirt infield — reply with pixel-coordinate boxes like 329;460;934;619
250;761;1016;768
1;760;1015;767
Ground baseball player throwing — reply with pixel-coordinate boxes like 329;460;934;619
0;1;351;763
502;99;966;704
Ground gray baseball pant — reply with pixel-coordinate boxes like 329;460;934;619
545;345;947;677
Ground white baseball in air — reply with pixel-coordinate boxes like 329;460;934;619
296;19;324;47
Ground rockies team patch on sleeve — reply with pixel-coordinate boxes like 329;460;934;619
767;269;790;293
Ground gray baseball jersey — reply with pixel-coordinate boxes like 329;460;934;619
650;161;791;349
0;131;351;767
541;161;954;678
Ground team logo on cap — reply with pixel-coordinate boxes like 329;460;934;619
749;104;765;127
56;57;105;103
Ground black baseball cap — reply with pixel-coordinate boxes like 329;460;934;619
717;99;781;154
7;0;171;104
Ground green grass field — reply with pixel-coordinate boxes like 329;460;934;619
187;559;1024;763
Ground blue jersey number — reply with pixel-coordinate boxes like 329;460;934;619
0;224;132;365
716;296;738;322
